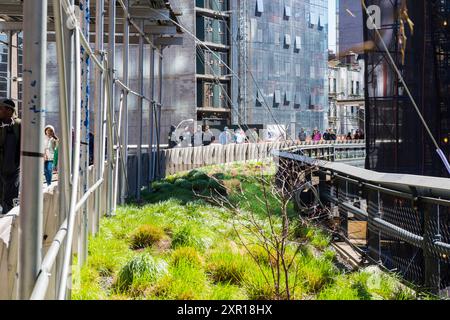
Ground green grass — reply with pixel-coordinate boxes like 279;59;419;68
73;161;417;300
206;249;251;285
130;225;166;250
171;247;203;267
114;254;168;295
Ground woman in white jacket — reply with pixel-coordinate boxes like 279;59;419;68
44;125;58;186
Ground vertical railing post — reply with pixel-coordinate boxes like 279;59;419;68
52;0;73;299
120;0;130;204
107;0;116;216
136;19;144;201
149;38;156;185
19;0;47;299
79;0;90;268
367;190;383;264
156;47;163;179
422;199;441;294
337;178;348;237
93;0;105;234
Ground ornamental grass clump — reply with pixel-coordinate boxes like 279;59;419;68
115;254;168;293
130;225;166;250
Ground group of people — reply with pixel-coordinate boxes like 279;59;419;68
298;127;364;142
169;124;366;149
346;129;365;140
168;125;215;148
298;128;338;142
168;125;260;148
0;98;59;215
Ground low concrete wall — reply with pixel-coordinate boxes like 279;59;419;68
162;140;366;176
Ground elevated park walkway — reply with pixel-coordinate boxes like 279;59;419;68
0;0;448;300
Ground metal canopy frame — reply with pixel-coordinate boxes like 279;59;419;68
0;0;182;300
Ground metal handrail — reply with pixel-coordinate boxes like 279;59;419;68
276;149;450;266
30;177;104;300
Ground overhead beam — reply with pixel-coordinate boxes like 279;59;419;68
47;22;177;34
0;21;22;31
154;36;183;46
145;25;177;35
128;8;169;20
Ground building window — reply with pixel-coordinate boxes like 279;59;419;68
295;64;301;77
356;81;360;95
285;91;292;105
284;34;291;48
295;36;301;52
318;14;324;30
309;11;318;28
294;93;301;109
285;62;290;77
351;80;354;95
284;6;291;20
274;32;280;46
256;0;264;16
199;16;228;45
257;29;263;43
256;89;263;107
201;82;228;109
333;79;337;93
274;90;281;107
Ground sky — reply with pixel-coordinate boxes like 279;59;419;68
328;0;337;51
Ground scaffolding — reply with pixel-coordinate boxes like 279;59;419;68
0;0;181;299
364;0;450;177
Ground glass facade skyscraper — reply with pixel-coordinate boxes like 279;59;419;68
238;0;329;136
161;0;329;139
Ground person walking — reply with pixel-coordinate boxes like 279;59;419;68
0;99;21;214
248;128;259;143
330;129;337;141
298;128;307;142
346;132;353;140
168;125;178;149
44;125;58;186
219;127;232;145
323;128;332;141
235;128;245;144
193;125;204;147
202;125;214;146
312;128;322;142
180;126;191;148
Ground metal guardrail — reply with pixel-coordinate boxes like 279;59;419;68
274;147;450;295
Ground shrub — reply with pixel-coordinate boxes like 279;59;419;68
115;254;168;293
187;170;209;182
192;179;210;192
172;247;202;267
151;181;172;191
206;251;250;284
174;178;193;189
130;225;166;250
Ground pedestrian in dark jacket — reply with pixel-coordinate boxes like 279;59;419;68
0;99;21;214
